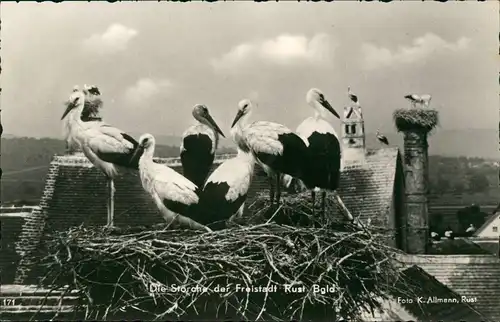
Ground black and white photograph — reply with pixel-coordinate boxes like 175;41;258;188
0;1;498;321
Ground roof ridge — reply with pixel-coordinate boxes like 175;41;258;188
53;153;236;166
399;254;500;264
473;204;500;236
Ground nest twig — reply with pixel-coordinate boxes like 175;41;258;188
37;194;412;321
393;108;439;133
63;95;103;122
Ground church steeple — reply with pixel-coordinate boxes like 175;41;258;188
341;104;366;165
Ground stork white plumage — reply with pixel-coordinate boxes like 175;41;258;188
290;88;352;221
465;224;476;235
404;94;432;108
347;86;360;107
419;94;432;108
180;104;225;189
196;143;256;230
131;133;211;232
61;90;141;227
430;231;441;241
230;99;309;206
376;130;389;145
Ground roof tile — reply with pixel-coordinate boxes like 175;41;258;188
400;254;500;320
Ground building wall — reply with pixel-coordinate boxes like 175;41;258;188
0;214;26;284
476;212;500;238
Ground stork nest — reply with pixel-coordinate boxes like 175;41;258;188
64;95;103;121
39;194;407;321
393;108;439;133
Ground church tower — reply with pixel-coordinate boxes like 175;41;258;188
341;104;366;166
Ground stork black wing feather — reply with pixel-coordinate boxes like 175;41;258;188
302;131;341;190
163;199;198;219
194;181;247;230
180;134;215;189
97;133;141;169
255;132;309;179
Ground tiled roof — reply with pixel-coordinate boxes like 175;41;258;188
333;147;402;224
400;254;500;320
429;238;493;255
389;265;485;321
473;240;500;256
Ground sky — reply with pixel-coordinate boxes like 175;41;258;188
1;2;498;140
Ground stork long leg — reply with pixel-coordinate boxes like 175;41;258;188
311;190;316;216
106;179;115;227
332;191;353;221
276;173;282;205
237;203;245;218
321;190;326;217
269;176;276;205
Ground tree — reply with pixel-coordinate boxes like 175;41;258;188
467;174;490;193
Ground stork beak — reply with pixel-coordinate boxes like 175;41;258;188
320;97;340;119
231;110;245;128
61;97;80;120
205;113;225;138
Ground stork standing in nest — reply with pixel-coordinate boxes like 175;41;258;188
230;99;309;206
195;127;256;230
180;104;225;189
131;133;211;232
283;88;352;221
404;94;432;108
61;90;141;227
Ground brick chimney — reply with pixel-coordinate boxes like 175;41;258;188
393;107;439;254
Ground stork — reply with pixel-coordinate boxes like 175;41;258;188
291;88;352;221
465;224;476;236
195;142;256;230
131;133;211;232
230;99;309;206
180;104;225;189
376;130;389;145
61;90;141;227
347;86;360;107
444;229;454;240
430;231;441;241
404;94;432;108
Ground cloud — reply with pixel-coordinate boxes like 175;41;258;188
124;78;172;104
361;33;471;70
211;33;335;70
83;23;138;55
